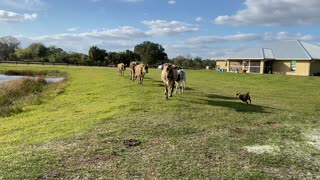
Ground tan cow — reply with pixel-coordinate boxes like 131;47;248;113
129;61;137;81
134;63;146;85
117;63;125;76
161;64;178;99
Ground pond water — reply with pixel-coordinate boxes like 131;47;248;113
0;75;64;84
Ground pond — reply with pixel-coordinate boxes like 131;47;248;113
0;75;64;84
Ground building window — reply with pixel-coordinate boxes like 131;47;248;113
290;61;296;72
249;60;261;73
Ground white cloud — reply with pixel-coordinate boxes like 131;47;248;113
0;0;45;11
164;43;239;59
168;1;176;5
195;17;203;22
13;26;319;59
122;0;143;2
186;33;265;44
276;32;315;41
0;10;37;22
67;27;80;32
15;26;147;53
142;20;199;36
214;0;320;26
26;26;147;41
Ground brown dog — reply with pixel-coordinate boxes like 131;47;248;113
236;92;251;104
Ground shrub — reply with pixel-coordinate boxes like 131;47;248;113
0;77;47;117
2;69;66;77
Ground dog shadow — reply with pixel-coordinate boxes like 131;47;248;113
206;99;272;113
205;93;237;100
194;93;276;113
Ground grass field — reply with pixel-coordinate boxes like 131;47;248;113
1;64;320;179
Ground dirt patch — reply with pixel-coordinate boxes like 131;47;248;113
123;139;141;147
231;127;245;134
244;145;280;154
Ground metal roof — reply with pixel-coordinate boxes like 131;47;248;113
216;40;320;60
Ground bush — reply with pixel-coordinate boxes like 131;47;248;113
1;69;67;78
0;77;47;117
4;70;48;76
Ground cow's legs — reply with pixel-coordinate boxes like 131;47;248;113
169;82;174;97
165;86;168;99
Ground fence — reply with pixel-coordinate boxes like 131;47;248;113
0;61;113;67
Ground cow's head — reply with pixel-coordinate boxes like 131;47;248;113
165;64;173;80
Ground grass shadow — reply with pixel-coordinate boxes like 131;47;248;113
185;87;195;91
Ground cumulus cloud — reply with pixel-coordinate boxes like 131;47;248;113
142;20;199;36
0;0;45;11
214;0;320;26
122;0;143;2
13;22;319;59
164;43;239;59
0;10;37;22
195;17;203;22
15;26;147;53
25;26;147;42
276;32;315;41
186;33;265;44
168;1;176;5
67;27;80;32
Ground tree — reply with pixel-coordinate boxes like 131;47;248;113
203;59;216;69
134;41;167;65
15;48;34;61
172;56;188;67
0;36;20;61
27;43;48;61
67;52;82;64
193;56;203;69
88;46;107;65
47;46;67;63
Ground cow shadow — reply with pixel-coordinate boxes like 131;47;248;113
149;80;164;87
185;87;195;91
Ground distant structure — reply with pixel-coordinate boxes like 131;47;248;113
215;40;320;76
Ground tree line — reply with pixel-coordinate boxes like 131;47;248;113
0;36;215;69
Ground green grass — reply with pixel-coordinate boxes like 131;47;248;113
1;64;320;179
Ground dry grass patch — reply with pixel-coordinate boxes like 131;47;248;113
0;77;47;116
244;145;280;155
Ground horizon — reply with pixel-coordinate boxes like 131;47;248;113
1;0;320;59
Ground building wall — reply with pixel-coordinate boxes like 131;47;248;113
310;61;320;75
217;59;314;75
229;60;242;72
296;61;310;76
216;60;228;71
217;59;263;73
273;60;310;76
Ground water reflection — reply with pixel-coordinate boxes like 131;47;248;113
0;75;64;84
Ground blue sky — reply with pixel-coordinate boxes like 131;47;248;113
1;0;320;59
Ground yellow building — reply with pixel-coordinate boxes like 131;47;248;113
215;40;320;76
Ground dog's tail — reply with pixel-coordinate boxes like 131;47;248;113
246;92;250;95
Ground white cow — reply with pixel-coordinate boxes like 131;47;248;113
175;67;186;94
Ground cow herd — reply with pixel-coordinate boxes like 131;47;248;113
117;62;186;99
